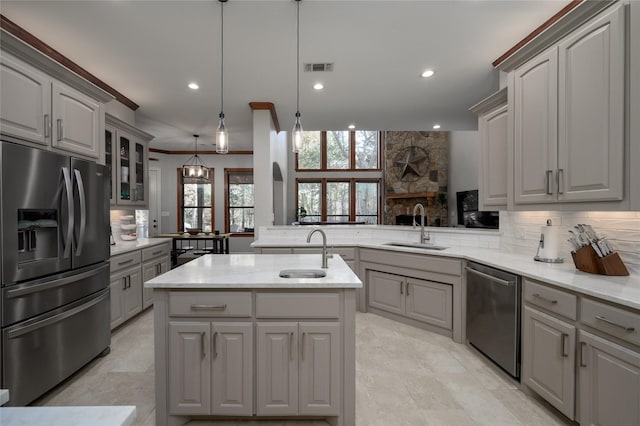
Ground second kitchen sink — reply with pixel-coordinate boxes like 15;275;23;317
279;269;327;278
383;242;448;250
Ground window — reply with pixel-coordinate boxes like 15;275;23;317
296;179;380;224
177;170;213;232
225;169;254;234
296;130;380;171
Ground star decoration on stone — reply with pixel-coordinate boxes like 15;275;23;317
395;146;428;179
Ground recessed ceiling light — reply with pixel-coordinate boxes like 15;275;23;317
188;82;199;90
433;124;441;129
348;124;355;130
421;69;435;78
313;83;324;90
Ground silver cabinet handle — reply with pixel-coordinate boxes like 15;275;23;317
301;332;306;360
561;333;569;357
557;169;564;194
465;267;514;287
289;332;294;361
122;277;127;290
152;250;163;256
532;293;558;305
200;331;206;359
213;331;218;359
57;119;63;141
595;315;635;332
117;258;134;266
44;114;50;138
400;281;404;295
579;342;587;367
190;304;227;311
406;282;410;296
546;170;554;195
127;276;131;289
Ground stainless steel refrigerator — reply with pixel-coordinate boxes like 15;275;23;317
0;141;111;406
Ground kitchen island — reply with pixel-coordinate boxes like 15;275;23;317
145;253;362;426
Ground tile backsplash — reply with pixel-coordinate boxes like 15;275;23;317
500;211;640;268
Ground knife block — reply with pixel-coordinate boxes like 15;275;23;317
571;246;629;276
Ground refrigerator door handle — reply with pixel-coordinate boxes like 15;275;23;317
73;169;87;256
61;167;74;259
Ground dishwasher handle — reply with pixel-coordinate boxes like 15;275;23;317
465;267;515;287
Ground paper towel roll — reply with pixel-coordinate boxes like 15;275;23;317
539;225;559;260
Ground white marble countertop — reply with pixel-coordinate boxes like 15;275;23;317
254;238;640;310
0;405;136;426
145;254;362;289
0;390;8;406
110;238;172;257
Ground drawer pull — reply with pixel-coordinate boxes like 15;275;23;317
152;250;162;256
117;258;135;266
190;304;227;311
595;315;635;332
532;293;558;305
561;333;569;357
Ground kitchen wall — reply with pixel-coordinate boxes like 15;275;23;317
500;211;640;269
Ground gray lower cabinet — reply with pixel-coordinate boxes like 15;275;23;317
578;333;640;425
110;263;142;330
256;322;341;417
522;305;576;419
367;270;452;330
169;321;253;416
141;243;171;309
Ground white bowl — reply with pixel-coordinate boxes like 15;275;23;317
120;215;134;221
120;234;137;241
121;224;137;230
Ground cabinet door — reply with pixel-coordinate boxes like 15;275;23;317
168;321;211;415
123;267;142;320
51;81;101;159
478;104;508;209
405;278;453;330
211;322;253;416
141;261;157;310
579;330;640;426
132;141;147;204
522;306;576;420
105;126;116;203
557;4;624;202
256;322;298;416
116;132;134;205
109;273;126;330
299;322;341;416
367;270;405;316
0;53;50;145
513;47;558;204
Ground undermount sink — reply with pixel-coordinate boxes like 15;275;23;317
383;242;448;251
279;269;327;278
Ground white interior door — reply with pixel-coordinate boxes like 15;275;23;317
149;167;161;236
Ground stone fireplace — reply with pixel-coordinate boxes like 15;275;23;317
383;131;449;226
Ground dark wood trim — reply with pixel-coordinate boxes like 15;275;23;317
492;0;583;67
149;157;160;162
224;168;253;234
177;168;215;232
230;233;255;238
1;14;139;110
176;169;183;232
385;191;437;200
150;148;253;155
249;102;281;133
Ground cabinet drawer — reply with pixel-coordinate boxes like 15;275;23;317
142;243;170;262
524;279;577;320
110;250;141;274
256;292;340;319
169;291;252;317
581;298;640;347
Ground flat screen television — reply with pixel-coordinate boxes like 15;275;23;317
456;190;499;229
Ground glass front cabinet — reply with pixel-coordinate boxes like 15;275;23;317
105;114;153;206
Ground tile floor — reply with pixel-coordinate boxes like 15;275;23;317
35;308;573;426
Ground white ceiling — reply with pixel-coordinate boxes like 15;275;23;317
1;0;568;151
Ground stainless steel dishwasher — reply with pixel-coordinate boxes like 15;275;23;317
466;261;521;379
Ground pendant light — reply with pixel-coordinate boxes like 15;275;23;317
292;0;303;153
182;134;210;180
216;0;229;154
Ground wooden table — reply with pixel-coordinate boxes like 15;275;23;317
157;233;230;267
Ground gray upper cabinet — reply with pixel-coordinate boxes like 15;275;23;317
513;3;625;206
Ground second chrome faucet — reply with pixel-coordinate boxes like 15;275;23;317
413;203;430;244
307;228;329;268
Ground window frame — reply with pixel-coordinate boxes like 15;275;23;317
295;178;381;224
295;130;382;172
176;169;214;232
224;168;255;237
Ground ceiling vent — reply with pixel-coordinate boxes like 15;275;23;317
304;63;334;72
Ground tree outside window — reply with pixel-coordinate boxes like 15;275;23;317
178;171;213;232
225;169;254;234
296;130;380;171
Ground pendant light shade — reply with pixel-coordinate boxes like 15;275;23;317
292;0;303;153
216;0;229;154
182;134;210;180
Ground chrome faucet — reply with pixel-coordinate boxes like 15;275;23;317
307;229;329;268
413;203;430;244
